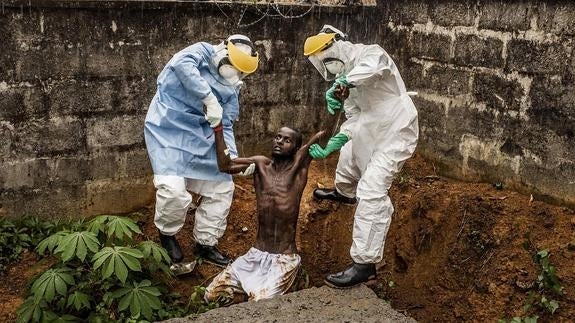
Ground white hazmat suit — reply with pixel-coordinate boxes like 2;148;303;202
307;26;419;265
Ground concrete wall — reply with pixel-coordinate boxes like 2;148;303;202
0;0;573;218
377;0;575;206
0;0;377;217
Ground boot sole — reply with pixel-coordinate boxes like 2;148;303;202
313;197;357;205
324;276;377;289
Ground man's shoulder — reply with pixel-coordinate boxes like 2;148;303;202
254;155;271;163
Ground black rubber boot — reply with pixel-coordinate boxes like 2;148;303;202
196;244;231;267
324;262;376;289
313;188;357;205
158;232;184;263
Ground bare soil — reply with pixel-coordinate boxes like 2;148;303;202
1;153;574;322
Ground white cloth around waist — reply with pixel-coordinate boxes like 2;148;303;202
205;247;301;302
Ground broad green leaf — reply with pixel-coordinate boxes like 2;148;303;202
104;216;142;241
54;231;100;262
118;291;133;311
112;287;131;299
37;231;69;255
91;247;143;283
137;293;152;319
16;297;44;323
66;291;91;311
120;255;142;272
41;310;59;322
524;316;538;323
139;240;171;264
115;257;128;283
49;314;80;323
31;269;74;302
114;280;162;320
54;275;67;296
139;280;152;288
103;253;116;279
130;293;142;319
92;248;112;270
86;215;110;235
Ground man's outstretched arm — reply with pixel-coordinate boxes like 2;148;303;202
214;124;261;174
298;130;326;165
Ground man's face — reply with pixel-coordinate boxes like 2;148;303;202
272;127;297;158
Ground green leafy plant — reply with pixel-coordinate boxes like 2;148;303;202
502;249;564;322
535;250;563;295
0;217;75;272
498;316;538;323
55;231;100;262
16;215;188;322
92;246;143;283
112;279;162;319
188;286;220;314
31;268;75;302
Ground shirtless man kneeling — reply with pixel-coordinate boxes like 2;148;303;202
204;125;324;304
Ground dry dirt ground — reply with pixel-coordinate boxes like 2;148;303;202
1;153;574;322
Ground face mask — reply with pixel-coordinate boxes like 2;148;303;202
324;59;345;76
218;64;242;85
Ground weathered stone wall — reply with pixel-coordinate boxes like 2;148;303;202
0;1;375;217
0;0;573;218
378;0;575;206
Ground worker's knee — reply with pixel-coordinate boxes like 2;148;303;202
155;177;193;211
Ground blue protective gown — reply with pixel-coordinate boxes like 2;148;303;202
144;43;240;181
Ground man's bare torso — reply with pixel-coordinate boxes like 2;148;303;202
251;149;310;254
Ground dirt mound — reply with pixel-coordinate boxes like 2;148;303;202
378;155;575;322
165;285;415;323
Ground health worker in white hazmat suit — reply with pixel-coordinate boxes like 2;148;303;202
144;35;259;269
304;25;419;288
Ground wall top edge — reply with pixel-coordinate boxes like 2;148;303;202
0;0;368;13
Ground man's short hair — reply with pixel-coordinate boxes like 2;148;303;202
286;127;303;150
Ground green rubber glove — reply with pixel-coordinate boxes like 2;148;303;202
325;75;353;115
308;133;350;159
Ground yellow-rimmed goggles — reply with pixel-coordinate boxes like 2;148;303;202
226;39;259;74
303;33;336;56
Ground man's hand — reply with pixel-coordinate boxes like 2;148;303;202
325;75;353;115
309;144;330;159
308;132;350;160
326;85;343;115
237;163;255;176
334;84;350;102
202;93;223;128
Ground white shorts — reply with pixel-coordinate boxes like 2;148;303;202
205;247;301;302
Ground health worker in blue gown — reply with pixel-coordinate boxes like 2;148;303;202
144;34;259;269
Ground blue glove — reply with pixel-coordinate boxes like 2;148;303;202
308;133;350;159
325;75;352;115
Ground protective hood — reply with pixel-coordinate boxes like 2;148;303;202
305;25;355;81
308;40;356;81
212;34;259;86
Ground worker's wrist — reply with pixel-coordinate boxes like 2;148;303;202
213;123;224;132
